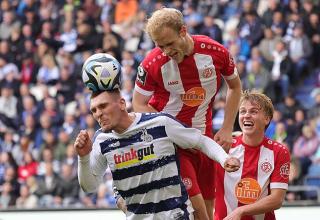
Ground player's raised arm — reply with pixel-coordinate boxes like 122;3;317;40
165;116;239;172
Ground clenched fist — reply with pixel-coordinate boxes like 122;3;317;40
224;157;240;172
74;130;93;157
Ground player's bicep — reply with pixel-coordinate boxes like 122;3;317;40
165;116;201;148
224;73;241;90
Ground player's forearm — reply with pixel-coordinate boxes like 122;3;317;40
237;191;285;217
78;154;103;193
197;135;228;166
222;85;241;131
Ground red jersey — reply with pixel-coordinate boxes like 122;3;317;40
215;135;291;220
135;35;237;136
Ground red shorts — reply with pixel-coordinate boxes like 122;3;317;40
178;147;216;200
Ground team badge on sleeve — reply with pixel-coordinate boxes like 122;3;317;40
136;65;147;85
280;162;290;179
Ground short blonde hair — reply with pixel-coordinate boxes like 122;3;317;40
240;90;274;121
146;8;184;38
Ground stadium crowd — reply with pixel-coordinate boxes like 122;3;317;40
0;0;320;209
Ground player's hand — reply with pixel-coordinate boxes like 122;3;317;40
214;128;233;152
224;157;240;172
117;197;127;213
223;206;244;220
74;130;92;157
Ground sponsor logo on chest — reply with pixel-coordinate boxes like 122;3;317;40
180;87;206;107
235;178;261;204
113;144;155;168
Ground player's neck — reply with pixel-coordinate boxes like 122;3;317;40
113;113;136;134
242;133;265;147
185;34;194;56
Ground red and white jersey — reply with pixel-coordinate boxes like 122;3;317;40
135;35;238;136
215;135;291;220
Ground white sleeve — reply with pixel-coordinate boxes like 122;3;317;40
78;141;108;193
165;116;228;167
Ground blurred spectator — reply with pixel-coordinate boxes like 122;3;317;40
36;53;59;85
258;28;281;69
270;10;287;37
17;151;38;183
19;52;39;85
243;58;270;92
12;134;36;166
57;163;79;207
293;124;319;179
288;25;312;84
0;83;18;123
0;181;16;208
276;94;303;121
268;40;291;103
238;10;264;47
261;0;281;27
120;79;133;111
114;0;138;24
55;65;77;105
37;148;60;176
304;12;320;68
100;0;116;24
199;16;223;44
35;161;61;208
15;184;38;209
308;91;320;120
59;21;77;53
0;10;21;40
273;121;288;144
0;129;18;153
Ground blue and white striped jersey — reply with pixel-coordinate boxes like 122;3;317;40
79;112;228;219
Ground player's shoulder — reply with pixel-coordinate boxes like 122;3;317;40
263;137;290;154
193;35;228;55
141;48;169;70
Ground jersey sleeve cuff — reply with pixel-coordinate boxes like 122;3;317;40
270;182;288;190
134;84;154;96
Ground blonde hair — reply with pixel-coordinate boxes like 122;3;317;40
146;8;184;38
240;90;274;121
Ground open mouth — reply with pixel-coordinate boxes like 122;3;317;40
243;121;254;128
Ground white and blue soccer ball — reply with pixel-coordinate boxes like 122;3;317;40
82;53;121;92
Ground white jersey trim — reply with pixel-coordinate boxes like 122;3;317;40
270;182;288;190
223;67;238;80
134;84;154;96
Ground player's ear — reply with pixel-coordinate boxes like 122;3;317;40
119;98;126;111
179;25;187;37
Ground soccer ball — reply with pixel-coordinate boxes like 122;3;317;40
82;53;121;92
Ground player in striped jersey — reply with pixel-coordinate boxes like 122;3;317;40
132;8;242;220
215;90;290;220
74;89;240;220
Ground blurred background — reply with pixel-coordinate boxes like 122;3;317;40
0;0;319;214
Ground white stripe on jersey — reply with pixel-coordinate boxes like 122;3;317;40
161;60;184;117
126;184;183;205
258;146;274;200
114;161;178;193
193;53;218;133
224;145;245;214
